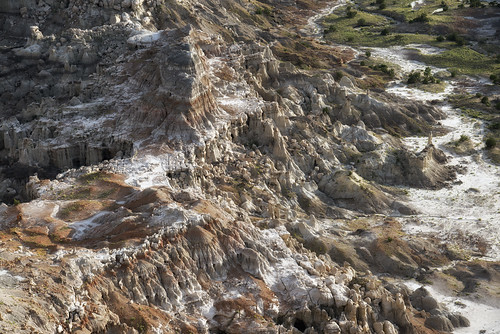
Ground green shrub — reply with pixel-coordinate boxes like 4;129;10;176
436;35;445;42
371;63;395;77
357;18;367;26
407;71;421;84
481;96;490;105
455;37;466;46
381;27;390;35
447;32;458;41
458;134;470;143
255;6;272;15
488;122;500;130
410;13;430;23
325;25;337;34
407;68;438;85
365;51;372;58
470;0;481;7
485;137;496;149
347;9;358;18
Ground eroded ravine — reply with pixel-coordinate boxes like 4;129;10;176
367;45;500;261
373;45;500;332
306;1;500;332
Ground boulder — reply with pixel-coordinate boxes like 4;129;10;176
425;315;454;332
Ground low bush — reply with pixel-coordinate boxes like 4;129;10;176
410;13;430;23
485;137;496;149
334;71;344;81
347;9;358;18
488;122;500;130
407;71;421;84
408;67;439;84
458;134;470;143
324;24;337;34
470;0;482;7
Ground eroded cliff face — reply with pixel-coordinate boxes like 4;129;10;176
0;0;454;203
0;0;467;333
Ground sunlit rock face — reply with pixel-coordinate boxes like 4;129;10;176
123;26;221;144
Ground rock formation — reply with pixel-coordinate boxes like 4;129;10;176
0;0;474;333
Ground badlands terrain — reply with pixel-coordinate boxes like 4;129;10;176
0;0;499;333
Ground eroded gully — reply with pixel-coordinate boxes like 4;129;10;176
305;1;500;332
